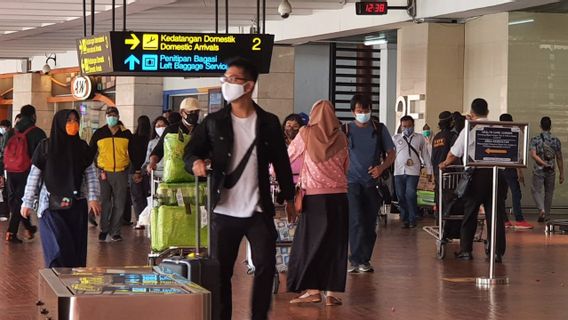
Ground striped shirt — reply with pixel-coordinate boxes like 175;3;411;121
22;163;100;218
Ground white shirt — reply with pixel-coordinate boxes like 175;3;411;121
215;112;262;218
450;117;488;161
392;132;432;176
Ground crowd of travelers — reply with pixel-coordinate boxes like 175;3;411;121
0;58;563;320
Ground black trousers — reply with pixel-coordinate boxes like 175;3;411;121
461;168;507;255
7;171;34;234
211;212;277;320
130;174;150;220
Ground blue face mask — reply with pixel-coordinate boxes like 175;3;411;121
355;112;371;124
106;116;118;127
403;127;414;137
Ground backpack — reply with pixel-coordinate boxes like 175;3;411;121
539;133;556;162
342;118;386;158
4;126;36;173
342;119;390;179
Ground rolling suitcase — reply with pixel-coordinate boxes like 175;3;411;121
159;175;220;320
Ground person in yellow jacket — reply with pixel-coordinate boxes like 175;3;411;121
89;107;133;242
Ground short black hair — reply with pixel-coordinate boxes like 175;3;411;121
20;104;36;118
283;114;305;128
400;115;415;124
167;111;182;125
0;120;11;127
541;116;552;131
499;113;513;122
350;94;372;111
470;98;489;116
227;58;259;82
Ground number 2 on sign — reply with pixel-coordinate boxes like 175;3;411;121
252;37;262;51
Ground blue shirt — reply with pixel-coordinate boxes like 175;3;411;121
347;122;395;186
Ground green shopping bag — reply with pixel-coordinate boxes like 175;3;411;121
163;130;195;183
151;205;208;252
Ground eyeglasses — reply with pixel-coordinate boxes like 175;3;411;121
219;76;250;84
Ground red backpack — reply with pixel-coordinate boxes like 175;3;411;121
4;126;35;173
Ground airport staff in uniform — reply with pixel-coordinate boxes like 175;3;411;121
439;98;507;263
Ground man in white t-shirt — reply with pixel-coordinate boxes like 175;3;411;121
185;58;296;320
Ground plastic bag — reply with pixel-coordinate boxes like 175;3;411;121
150;205;208;252
163;131;195;183
137;196;153;227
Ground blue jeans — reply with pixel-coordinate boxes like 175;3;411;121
503;169;524;221
394;175;419;225
348;183;380;266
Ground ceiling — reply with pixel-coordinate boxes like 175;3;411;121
0;0;347;58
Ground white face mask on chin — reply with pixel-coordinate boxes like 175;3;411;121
222;82;247;103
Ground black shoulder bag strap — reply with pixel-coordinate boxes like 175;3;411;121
403;135;423;166
223;137;258;189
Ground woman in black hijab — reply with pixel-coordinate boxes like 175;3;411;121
21;109;101;267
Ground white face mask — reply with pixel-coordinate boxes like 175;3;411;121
155;127;165;137
222;82;246;103
0;127;6;135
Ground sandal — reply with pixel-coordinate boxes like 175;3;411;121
290;292;322;304
325;296;342;306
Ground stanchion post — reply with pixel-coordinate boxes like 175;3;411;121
476;166;509;287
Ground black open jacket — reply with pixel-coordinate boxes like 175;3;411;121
184;103;294;216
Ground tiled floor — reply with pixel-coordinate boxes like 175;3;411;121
1;215;568;320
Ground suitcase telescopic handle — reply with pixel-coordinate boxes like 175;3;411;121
195;170;213;257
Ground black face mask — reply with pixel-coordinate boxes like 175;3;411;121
184;112;199;126
285;128;299;140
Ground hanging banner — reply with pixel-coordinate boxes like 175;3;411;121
77;31;274;77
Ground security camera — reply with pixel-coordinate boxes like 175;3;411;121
278;0;292;19
41;64;51;75
41;54;56;75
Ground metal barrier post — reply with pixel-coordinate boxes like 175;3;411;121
476;166;509;287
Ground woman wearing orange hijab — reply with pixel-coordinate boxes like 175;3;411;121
286;100;349;306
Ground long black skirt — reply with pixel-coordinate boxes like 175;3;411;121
39;199;88;268
287;193;349;293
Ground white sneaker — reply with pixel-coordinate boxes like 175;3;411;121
348;264;359;273
358;263;374;273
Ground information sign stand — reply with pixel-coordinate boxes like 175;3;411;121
463;120;529;287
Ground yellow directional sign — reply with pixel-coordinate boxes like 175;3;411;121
125;33;140;50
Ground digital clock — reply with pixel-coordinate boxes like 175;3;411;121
355;1;388;15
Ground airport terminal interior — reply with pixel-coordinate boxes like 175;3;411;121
1;0;568;319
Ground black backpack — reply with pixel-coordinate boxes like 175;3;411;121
342;118;390;179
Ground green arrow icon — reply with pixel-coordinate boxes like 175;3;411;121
125;33;140;50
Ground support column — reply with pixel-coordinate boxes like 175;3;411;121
12;73;52;132
115;77;163;131
397;23;464;131
254;46;295;122
380;43;398;133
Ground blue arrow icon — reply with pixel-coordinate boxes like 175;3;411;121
124;54;140;71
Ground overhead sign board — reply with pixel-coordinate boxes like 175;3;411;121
464;120;529;168
355;1;388;15
77;31;274;77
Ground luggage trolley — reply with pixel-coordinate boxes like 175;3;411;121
244;177;295;293
147;171;205;266
545;219;568;234
423;166;486;259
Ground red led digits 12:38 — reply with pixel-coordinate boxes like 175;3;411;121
356;2;388;15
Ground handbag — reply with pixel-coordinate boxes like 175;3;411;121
454;167;474;198
48;194;74;211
